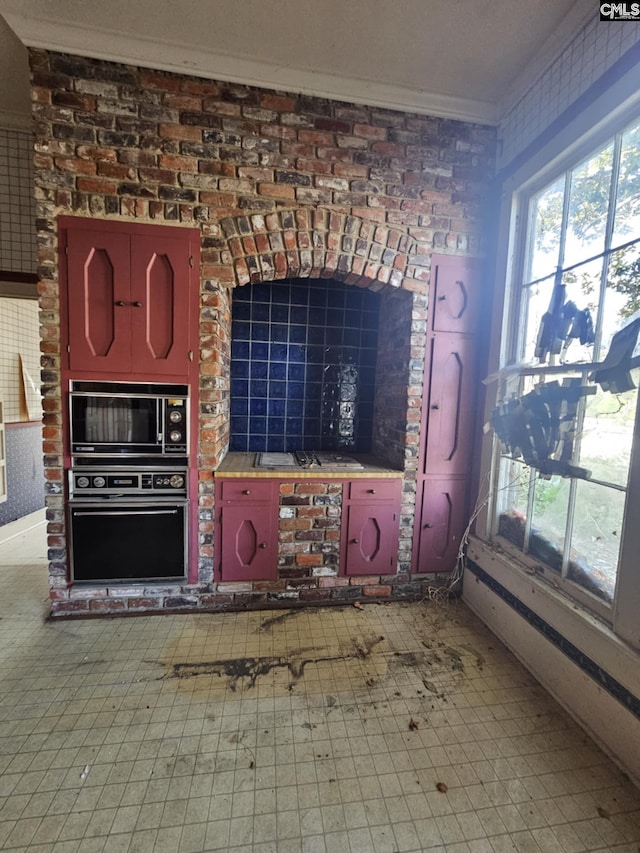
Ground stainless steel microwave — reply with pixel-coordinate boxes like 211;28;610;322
69;381;188;458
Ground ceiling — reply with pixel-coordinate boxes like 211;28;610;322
0;0;592;128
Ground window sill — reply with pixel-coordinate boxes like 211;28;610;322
466;533;640;668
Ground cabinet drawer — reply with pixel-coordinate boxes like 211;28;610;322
348;479;401;502
218;479;274;502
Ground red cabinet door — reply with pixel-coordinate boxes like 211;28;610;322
430;254;482;334
219;504;278;581
63;218;195;378
424;333;477;477
130;235;192;375
344;502;399;576
66;228;132;373
416;478;467;573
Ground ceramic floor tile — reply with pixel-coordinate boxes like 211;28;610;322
1;511;640;852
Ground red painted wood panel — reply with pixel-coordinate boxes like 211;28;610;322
344;502;399;576
66;229;131;373
130;235;191;375
415;478;467;573
423;334;477;477
430;254;482;334
219;504;277;581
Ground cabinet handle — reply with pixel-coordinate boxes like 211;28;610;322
351;538;359;544
242;489;251;495
431;404;440;410
438;294;447;301
132;301;143;308
367;489;376;494
115;300;126;307
259;543;267;549
424;523;433;528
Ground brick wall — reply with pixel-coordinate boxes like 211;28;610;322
29;49;496;615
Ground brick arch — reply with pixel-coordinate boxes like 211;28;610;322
220;208;422;292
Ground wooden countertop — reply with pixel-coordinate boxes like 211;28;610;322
214;452;404;478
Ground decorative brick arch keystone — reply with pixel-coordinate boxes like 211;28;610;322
220;209;423;292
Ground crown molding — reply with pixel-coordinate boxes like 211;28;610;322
3;13;499;125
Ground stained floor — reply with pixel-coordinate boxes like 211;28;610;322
1;511;640;852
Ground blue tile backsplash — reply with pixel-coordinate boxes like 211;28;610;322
230;279;380;453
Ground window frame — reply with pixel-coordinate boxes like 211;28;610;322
477;93;640;648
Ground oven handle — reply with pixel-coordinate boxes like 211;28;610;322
72;509;179;517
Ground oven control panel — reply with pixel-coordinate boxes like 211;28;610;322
69;468;188;497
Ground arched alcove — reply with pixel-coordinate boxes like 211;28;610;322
219;208;420;292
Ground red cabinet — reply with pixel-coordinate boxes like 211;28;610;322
414;254;482;574
217;480;278;581
342;479;401;577
415;478;467;575
61;218;198;379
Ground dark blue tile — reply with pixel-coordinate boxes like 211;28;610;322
269;399;286;416
230;434;248;452
232;320;251;340
346;288;364;309
291;305;308;325
270;381;287;399
345;310;361;329
233;301;251;320
309;288;327;307
252;322;270;341
271;303;289;323
231;379;248;397
270;343;288;362
249;434;267;452
271;283;290;303
288;383;305;400
251;398;267;415
289;325;307;344
250;416;267;434
304;396;322;417
234;360;250;378
251;341;269;360
327;308;345;327
286;418;303;434
232;340;250;360
251;302;270;322
231;397;248;415
253;285;270;302
287;400;304;416
266;436;285;452
231;415;248;434
307;326;325;345
288;344;307;363
291;285;309;305
288;363;306;382
269;362;287;380
250;380;268;398
325;327;342;346
306;367;324;385
268;417;285;434
250;361;268;379
271;324;288;342
361;330;378;348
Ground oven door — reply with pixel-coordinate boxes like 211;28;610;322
69;501;187;583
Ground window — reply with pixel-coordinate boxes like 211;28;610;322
489;114;640;619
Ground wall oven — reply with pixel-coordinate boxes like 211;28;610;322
68;467;187;583
69;381;188;460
